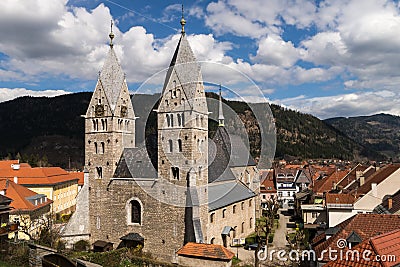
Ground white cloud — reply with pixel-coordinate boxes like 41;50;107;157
0;88;70;102
277;90;400;119
252;35;305;67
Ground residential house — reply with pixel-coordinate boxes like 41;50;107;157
275;169;297;209
0;179;52;240
312;214;400;266
260;169;277;205
324;229;400;267
325;193;356;227
0;160;80;215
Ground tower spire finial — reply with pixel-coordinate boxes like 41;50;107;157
109;20;115;47
180;4;186;34
218;84;225;126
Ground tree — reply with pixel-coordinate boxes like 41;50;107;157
254;196;280;267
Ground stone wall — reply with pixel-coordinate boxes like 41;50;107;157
178;255;232;267
28;243;57;267
207;197;256;246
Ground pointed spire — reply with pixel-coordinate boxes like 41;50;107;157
180;4;186;34
109;20;115;47
218;84;225;126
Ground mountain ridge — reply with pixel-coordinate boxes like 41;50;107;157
0;92;387;169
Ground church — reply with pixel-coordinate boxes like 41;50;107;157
62;15;260;262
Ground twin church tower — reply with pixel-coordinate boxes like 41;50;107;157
84;17;210;260
62;14;259;263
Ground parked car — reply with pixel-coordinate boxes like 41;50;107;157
244;243;265;251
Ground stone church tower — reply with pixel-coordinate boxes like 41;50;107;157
84;23;135;241
157;15;209;243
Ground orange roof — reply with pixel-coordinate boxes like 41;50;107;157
351;164;400;195
314;214;400;262
260;170;276;193
71;171;84;186
0;161;80;186
0;179;52;212
325;193;356;205
313;170;348;194
0;160;19;169
324;229;400;267
177;242;235;261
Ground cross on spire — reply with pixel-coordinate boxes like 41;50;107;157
180;4;186;34
109;20;115;47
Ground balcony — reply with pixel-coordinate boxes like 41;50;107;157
0;222;19;236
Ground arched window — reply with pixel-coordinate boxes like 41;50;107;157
210;213;215;223
200;116;203;127
210;237;215;244
222;209;226;218
250;217;253;229
130;200;141;224
171;167;180;180
181;113;185;126
96;166;102;179
170;114;174;127
94;142;98;154
177;114;181;126
101;119;105;130
105;119;107;131
168;139;173;152
178;139;182;152
101;142;105;154
92;120;96;131
241;222;245;233
249;199;252;207
166;114;170;127
241;202;244;210
233;205;236;214
199;166;202;179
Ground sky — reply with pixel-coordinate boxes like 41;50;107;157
1;0;400;119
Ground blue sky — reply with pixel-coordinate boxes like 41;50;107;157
1;0;400;119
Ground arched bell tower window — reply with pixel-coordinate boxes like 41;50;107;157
168;139;173;152
166;114;170;127
126;198;143;225
178;139;182;152
177;114;181;126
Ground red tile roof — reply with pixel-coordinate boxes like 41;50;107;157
336;165;368;188
0;160;80;186
351;164;400;195
70;171;84;186
0;179;52;212
313;214;400;262
260;170;276;193
177;242;235;261
325;193;356;205
324;229;400;267
313;170;348;194
0;160;19;169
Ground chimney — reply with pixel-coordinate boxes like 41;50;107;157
13;176;18;184
388;197;393;210
359;176;365;186
371;183;378;197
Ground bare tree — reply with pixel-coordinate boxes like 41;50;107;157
254;196;280;267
